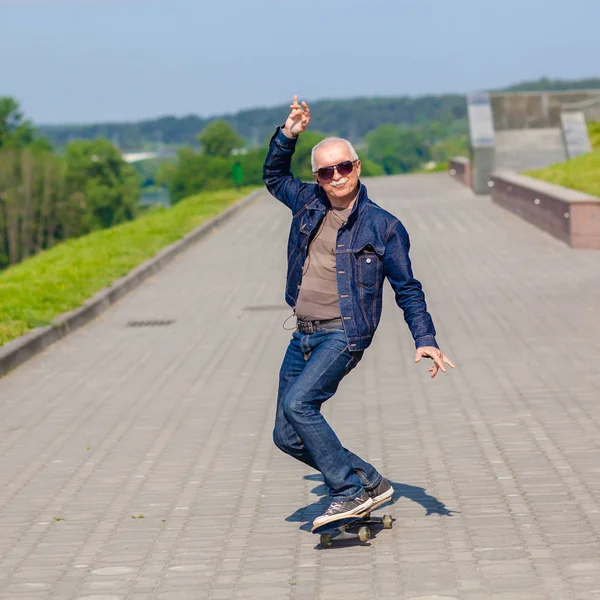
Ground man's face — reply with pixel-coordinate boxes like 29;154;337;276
312;142;361;203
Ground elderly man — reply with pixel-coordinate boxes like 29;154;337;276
263;96;454;530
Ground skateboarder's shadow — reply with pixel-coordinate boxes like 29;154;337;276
286;474;458;532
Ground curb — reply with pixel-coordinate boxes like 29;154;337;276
0;188;264;378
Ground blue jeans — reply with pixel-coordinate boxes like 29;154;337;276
273;327;382;500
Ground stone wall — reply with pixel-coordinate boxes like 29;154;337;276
490;170;600;249
448;157;471;187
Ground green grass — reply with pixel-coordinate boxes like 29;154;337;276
0;187;254;347
524;149;600;198
589;121;600;150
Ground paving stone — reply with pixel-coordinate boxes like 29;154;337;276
478;561;535;576
76;596;123;600
474;549;529;561
210;590;237;599
6;582;53;593
79;581;130;592
155;592;209;600
486;576;544;591
402;597;460;600
487;595;547;600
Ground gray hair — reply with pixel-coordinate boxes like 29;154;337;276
311;137;359;172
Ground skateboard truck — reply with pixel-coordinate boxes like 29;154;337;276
318;511;394;547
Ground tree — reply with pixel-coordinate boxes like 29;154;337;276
197;120;244;158
356;151;384;177
65;139;140;231
0;97;35;149
291;130;326;180
237;147;268;187
430;136;468;163
0;146;67;266
0;99;62;267
167;148;234;203
366;124;431;174
155;160;178;188
0;102;141;270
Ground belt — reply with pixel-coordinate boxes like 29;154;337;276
296;318;343;334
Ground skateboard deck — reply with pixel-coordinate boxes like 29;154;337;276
312;496;394;546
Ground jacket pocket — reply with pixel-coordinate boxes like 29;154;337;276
354;244;384;289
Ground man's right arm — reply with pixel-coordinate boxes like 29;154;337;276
262;126;315;213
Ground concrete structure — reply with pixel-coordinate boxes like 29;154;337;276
562;95;600;122
466;90;599;192
559;111;593;159
466;92;496;194
489;90;600;131
494;128;567;171
1;174;600;598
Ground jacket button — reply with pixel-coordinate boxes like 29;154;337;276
366;258;372;264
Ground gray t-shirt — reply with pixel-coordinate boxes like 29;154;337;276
295;205;353;321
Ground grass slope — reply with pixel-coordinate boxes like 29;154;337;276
0;187;253;347
525;149;600;198
589;121;600;150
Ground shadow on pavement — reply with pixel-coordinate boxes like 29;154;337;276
286;473;458;532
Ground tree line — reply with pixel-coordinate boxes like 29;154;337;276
39;95;469;151
37;77;600;153
500;77;600;92
0;98;139;270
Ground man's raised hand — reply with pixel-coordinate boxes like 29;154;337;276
282;95;311;138
415;346;455;379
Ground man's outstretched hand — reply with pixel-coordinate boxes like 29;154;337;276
415;346;455;379
282;95;311;138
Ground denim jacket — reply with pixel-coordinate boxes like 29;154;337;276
263;126;438;352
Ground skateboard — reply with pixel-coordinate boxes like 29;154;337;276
311;497;394;547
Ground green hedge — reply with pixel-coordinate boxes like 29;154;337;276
0;187;253;347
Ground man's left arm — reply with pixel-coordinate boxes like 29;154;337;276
383;220;455;378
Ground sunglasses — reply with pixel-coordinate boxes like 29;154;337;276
314;160;357;182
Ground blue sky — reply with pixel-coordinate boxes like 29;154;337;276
1;0;599;125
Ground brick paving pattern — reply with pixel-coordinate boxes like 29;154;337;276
0;173;599;599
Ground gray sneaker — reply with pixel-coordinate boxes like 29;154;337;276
312;491;373;528
366;478;394;505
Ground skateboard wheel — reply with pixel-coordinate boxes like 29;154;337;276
382;515;393;529
358;525;371;542
320;533;333;547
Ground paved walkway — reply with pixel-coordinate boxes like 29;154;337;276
1;173;600;600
